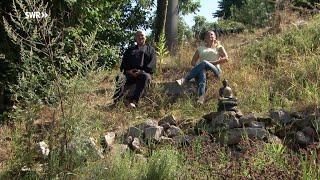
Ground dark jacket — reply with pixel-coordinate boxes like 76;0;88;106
120;45;156;74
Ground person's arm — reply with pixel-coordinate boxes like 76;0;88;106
144;46;157;74
120;49;129;73
121;48;138;76
191;49;200;66
211;46;228;65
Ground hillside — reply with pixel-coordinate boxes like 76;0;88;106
0;14;319;179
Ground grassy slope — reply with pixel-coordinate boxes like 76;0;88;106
1;14;319;179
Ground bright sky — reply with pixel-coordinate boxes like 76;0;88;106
183;0;219;27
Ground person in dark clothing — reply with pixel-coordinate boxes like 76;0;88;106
113;30;156;108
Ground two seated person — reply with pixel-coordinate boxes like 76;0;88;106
112;29;228;108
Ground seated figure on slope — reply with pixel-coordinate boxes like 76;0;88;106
176;30;229;104
112;30;157;108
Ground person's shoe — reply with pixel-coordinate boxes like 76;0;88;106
128;103;136;108
176;78;185;86
197;95;205;104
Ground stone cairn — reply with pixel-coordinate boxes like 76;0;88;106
32;81;319;161
217;79;238;112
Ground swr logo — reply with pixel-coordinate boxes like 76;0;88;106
25;12;48;19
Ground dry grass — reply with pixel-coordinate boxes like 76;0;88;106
1;13;319;179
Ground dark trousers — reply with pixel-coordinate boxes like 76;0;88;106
113;72;151;103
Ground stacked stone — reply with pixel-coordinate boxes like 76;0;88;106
217;79;238;112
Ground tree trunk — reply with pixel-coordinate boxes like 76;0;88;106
154;0;168;43
165;0;179;54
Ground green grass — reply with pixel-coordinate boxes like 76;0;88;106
1;14;320;179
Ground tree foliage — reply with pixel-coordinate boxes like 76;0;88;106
214;0;245;19
230;0;274;28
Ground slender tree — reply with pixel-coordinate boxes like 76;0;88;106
154;0;168;43
165;0;179;52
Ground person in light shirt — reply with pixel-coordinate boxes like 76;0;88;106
176;30;228;104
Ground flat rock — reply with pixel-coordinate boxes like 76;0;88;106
239;113;257;126
214;128;269;145
159;114;177;126
270;110;292;124
136;119;158;131
131;137;141;151
103;132;116;148
144;126;163;142
128;127;143;138
166;125;182;138
249;121;265;129
268;135;282;145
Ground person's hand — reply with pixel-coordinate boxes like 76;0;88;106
127;69;141;78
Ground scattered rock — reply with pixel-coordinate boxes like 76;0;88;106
160;122;171;131
270;110;291;124
268;135;282;145
295;131;311;146
125;136;133;145
159;114;177;126
235;109;244;118
128;127;143;138
103;132;116;148
131;137;141;152
144;126;163;142
302;126;317;139
136;119;158;131
257;116;273;126
215;128;269;145
249;121;265;129
239;113;256;126
36;141;50;157
166;125;182;138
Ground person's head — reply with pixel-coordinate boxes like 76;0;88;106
135;29;146;46
204;30;217;44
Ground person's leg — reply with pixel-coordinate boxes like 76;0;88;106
113;74;126;103
203;60;221;77
131;72;151;103
185;61;206;81
197;71;206;97
113;74;134;103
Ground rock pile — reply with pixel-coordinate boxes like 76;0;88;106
195;111;270;145
125;115;191;152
